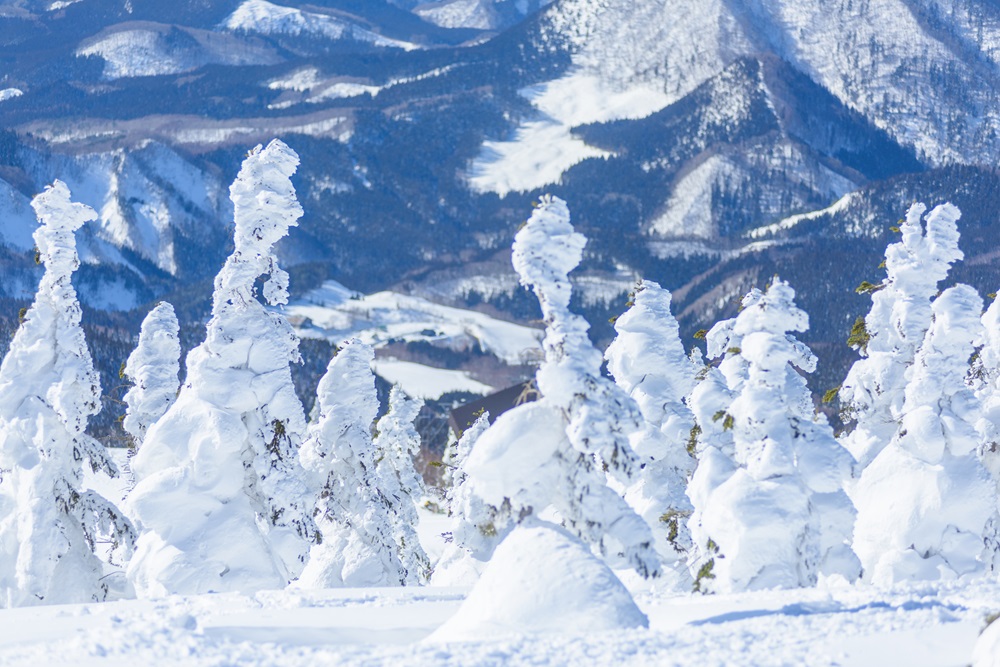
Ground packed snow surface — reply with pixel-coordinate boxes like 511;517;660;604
286;280;543;365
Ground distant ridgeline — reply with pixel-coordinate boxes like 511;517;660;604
3;0;1000;450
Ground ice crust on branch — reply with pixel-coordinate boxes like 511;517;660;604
0;180;135;607
464;195;659;578
687;278;859;593
126;140;316;596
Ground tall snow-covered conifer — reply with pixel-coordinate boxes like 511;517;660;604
463;196;659;578
372;387;430;585
122;302;180;450
433;413;508;585
854;284;995;583
839;203;963;469
687;279;859;593
126;140;317;596
297;340;410;587
605;280;698;576
0;180;135;607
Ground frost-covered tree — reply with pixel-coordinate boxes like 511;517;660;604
854;284;995;584
975;296;1000;567
463;196;659;578
687;279;859;593
605;280;698;576
297;340;410;587
839;203;964;469
433;413;510;585
126;140;317;597
0;181;136;607
121;302;180;451
372;387;430;585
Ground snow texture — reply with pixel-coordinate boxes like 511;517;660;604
297;340;410;588
605;280;698;581
464;196;659;578
687;279;859;593
0;180;135;607
853;284;995;585
428;520;648;642
126;140;317;597
840;203;964;469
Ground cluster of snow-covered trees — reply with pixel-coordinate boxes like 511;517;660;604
1;141;999;610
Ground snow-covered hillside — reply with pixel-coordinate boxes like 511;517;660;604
220;0;421;50
285;280;543;366
77;23;282;80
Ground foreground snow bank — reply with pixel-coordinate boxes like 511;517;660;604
428;521;648;642
0;577;998;665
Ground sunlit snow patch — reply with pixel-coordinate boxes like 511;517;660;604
467;71;671;196
221;0;420;51
0;88;23;102
285;280;543;365
371;359;493;399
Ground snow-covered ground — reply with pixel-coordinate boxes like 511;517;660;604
371;358;494;399
0;576;996;665
285;280;543;365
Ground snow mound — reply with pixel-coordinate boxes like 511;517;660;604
0;89;22;102
426;520;648;642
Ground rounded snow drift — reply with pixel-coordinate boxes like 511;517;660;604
426;520;648;642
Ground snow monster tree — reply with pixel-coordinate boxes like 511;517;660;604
126;140;317;596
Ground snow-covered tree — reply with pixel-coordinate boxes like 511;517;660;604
463;196;659;578
605;280;698;577
372;386;431;585
121;302;180;450
687;278;859;593
297;340;411;587
0;180;136;607
126;140;317;597
854;284;995;584
839;203;964;469
433;413;510;585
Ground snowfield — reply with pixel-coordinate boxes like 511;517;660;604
285;279;543;365
0;578;997;666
